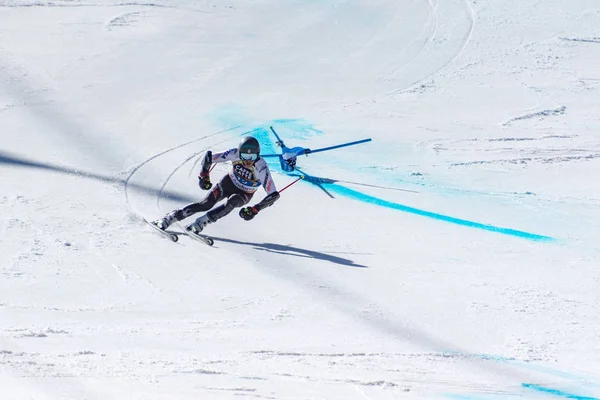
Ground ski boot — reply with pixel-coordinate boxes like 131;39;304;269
152;211;178;231
186;214;212;235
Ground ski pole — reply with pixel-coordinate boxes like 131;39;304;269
279;175;304;193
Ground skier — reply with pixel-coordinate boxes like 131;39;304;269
152;136;280;234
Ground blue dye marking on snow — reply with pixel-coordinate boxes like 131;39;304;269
450;352;600;387
251;126;279;157
270;118;324;140
227;118;322;154
323;184;554;241
207;104;253;128
210;116;554;241
512;361;600;384
245;120;323;170
522;384;599;400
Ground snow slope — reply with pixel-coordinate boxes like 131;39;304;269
1;0;600;399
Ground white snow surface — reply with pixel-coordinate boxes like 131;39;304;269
1;1;600;399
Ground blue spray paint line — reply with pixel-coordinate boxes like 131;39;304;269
464;353;599;385
445;352;600;389
510;361;600;386
323;183;555;242
522;383;599;400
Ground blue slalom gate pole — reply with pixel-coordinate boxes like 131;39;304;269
307;138;372;154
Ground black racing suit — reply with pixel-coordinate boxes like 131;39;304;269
171;147;279;223
176;174;253;223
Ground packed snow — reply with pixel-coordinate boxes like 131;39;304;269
1;1;599;399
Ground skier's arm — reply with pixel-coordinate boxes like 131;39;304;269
200;148;239;173
199;151;212;175
198;149;238;190
254;191;280;211
198;151;213;190
239;191;280;220
239;161;279;221
257;160;277;195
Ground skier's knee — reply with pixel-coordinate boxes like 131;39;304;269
207;203;234;221
205;193;251;222
227;193;249;208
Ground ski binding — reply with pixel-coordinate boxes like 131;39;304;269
182;226;215;246
145;218;179;242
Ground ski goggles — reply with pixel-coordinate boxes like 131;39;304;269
240;153;258;161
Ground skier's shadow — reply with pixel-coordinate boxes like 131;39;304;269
212;237;369;268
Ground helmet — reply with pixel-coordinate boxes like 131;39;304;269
238;136;260;161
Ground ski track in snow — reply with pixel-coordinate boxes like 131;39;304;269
0;1;173;9
123;126;244;218
105;11;143;31
504;105;567;126
385;0;475;96
560;37;600;44
420;133;600;168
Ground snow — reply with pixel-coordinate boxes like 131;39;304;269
1;0;600;399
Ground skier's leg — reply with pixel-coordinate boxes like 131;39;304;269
178;185;221;217
187;178;253;233
206;191;253;222
153;183;223;230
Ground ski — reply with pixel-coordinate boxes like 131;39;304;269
144;218;179;242
181;226;215;246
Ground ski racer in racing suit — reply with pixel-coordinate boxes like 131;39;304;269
152;136;280;234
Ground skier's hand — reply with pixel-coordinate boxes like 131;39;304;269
198;173;212;190
239;206;259;221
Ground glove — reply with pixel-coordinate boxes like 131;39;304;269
198;173;212;190
239;206;259;221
